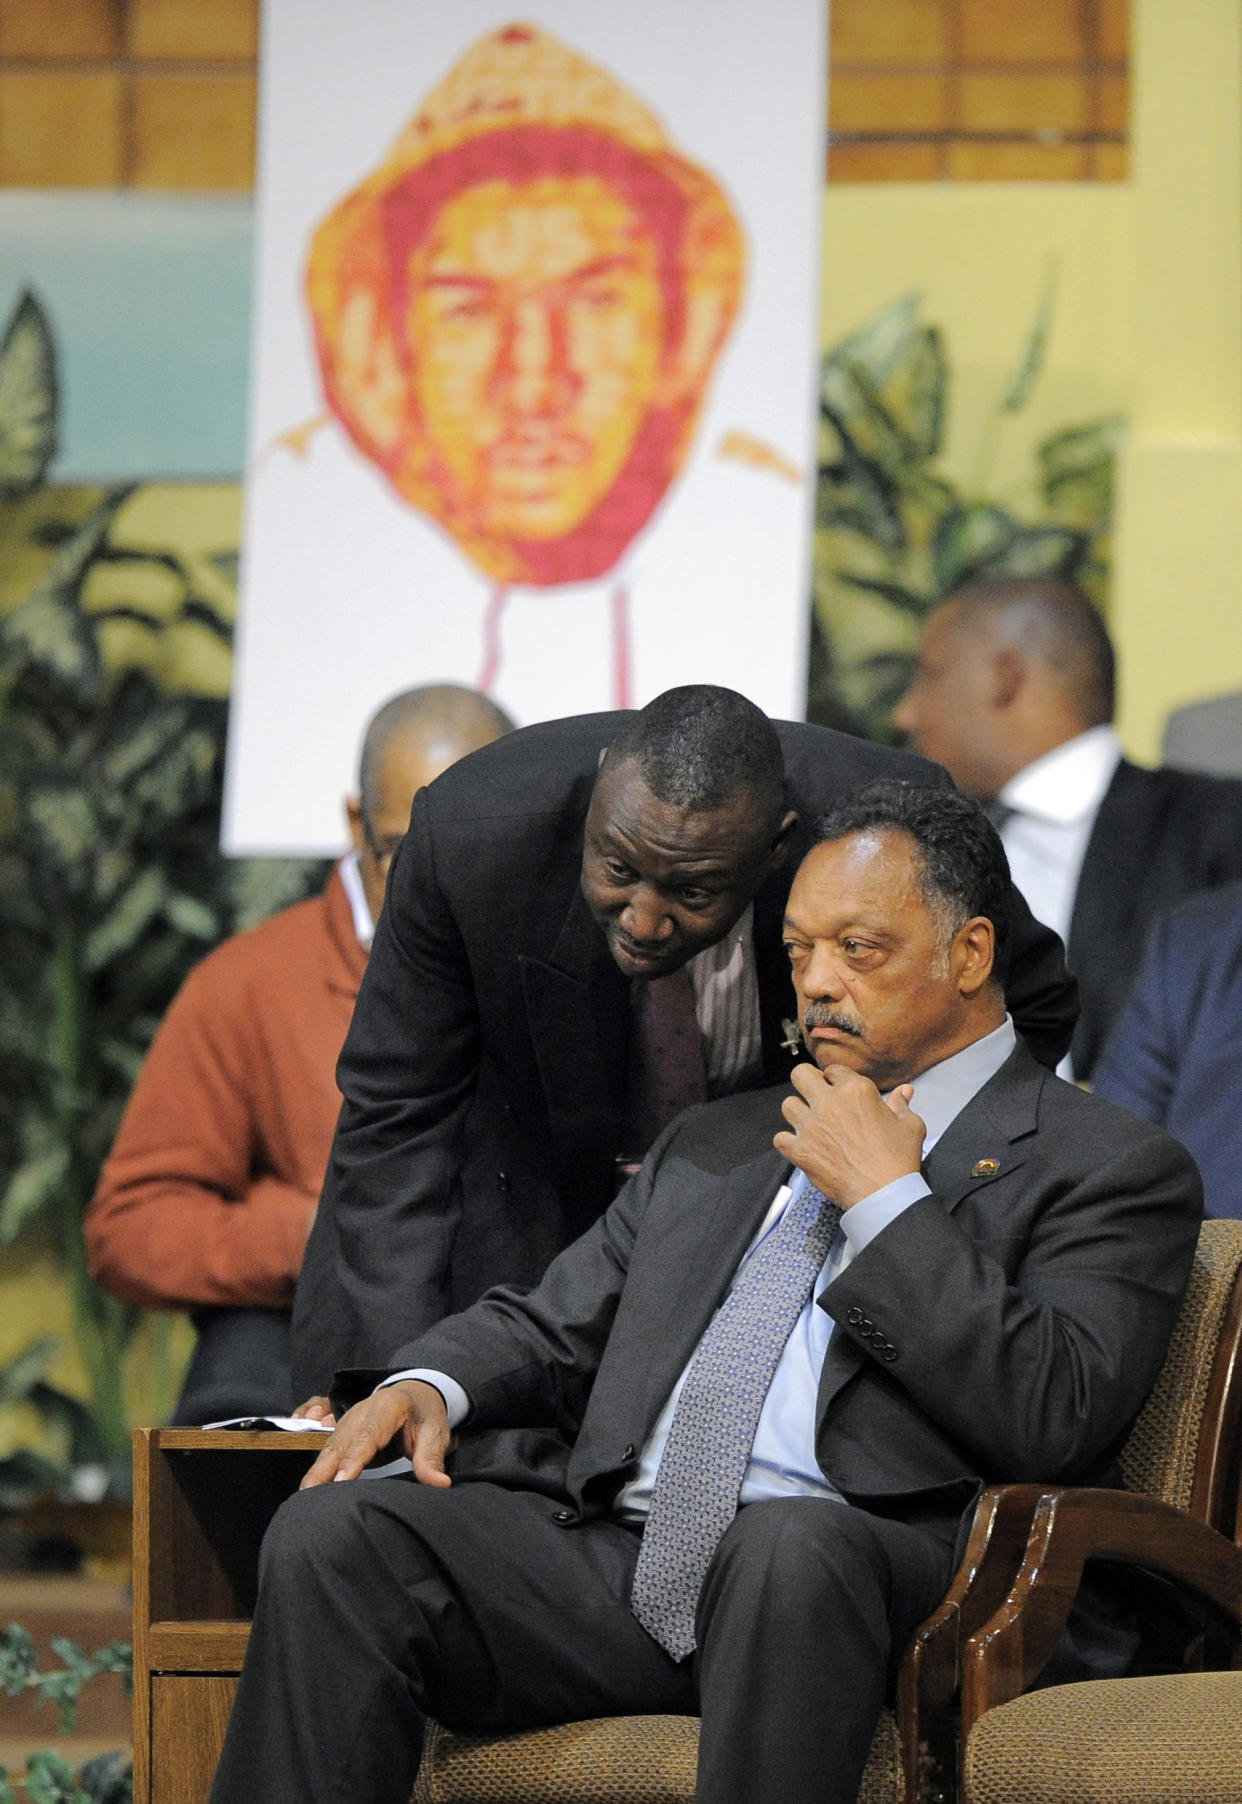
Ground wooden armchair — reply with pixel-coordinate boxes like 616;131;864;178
410;1217;1242;1804
948;1216;1242;1803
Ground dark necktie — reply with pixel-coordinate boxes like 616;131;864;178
623;968;708;1155
629;1181;842;1660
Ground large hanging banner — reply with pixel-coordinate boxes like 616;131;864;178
226;0;826;852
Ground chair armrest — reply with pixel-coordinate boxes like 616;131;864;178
960;1487;1242;1730
897;1485;1048;1802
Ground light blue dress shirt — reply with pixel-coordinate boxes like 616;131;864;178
396;1017;1018;1517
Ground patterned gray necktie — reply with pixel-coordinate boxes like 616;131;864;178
629;1180;842;1660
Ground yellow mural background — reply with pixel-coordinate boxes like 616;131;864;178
0;482;242;1463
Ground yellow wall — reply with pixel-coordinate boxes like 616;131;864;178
822;0;1242;763
1112;0;1242;758
821;184;1134;503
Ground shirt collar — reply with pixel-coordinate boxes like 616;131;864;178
903;1015;1017;1152
337;849;375;949
999;725;1122;826
688;901;754;978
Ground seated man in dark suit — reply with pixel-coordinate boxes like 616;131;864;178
1094;880;1242;1219
213;783;1200;1804
893;577;1242;1080
291;685;1079;1401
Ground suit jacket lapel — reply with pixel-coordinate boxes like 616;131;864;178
1068;761;1141;972
815;1044;1044;1426
921;1047;1040;1209
1068;761;1162;1074
520;886;630;1183
634;1146;793;1434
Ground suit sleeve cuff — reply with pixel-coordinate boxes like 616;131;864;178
376;1368;471;1427
839;1174;931;1253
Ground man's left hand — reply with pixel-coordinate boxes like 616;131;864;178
774;1062;926;1207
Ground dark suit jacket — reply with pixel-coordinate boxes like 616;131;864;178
291;714;1078;1398
359;1044;1201;1539
1068;759;1242;1079
1094;880;1242;1220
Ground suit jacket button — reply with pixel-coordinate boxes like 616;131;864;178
553;1509;575;1523
860;1317;875;1335
870;1330;885;1346
848;1306;863;1325
882;1346;898;1362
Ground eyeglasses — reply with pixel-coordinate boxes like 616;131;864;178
360;810;405;867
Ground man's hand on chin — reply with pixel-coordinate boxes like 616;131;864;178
300;1379;453;1490
774;1062;926;1207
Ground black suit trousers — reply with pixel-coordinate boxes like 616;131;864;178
208;1477;955;1804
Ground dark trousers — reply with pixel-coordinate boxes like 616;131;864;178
208;1478;954;1804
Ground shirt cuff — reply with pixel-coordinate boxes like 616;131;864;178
376;1368;471;1427
839;1173;931;1253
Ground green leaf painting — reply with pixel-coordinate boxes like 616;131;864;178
0;290;325;1500
0;291;58;498
812;288;1119;740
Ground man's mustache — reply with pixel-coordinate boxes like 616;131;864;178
802;1003;864;1038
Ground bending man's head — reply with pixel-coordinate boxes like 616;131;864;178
784;781;1010;1090
893;577;1115;800
307;24;745;586
348;683;515;921
581;685;796;979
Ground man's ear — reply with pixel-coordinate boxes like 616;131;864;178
990;649;1024;711
768;810;799;869
954;916;996;995
345;795;366;855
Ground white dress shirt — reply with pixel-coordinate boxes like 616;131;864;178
996;725;1123;948
338;849;377;949
687;903;762;1094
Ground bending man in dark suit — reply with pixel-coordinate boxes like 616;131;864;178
215;782;1200;1804
893;577;1242;1080
292;686;1078;1399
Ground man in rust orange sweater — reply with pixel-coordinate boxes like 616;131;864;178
86;684;513;1422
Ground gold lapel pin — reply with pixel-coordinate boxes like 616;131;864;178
970;1159;1000;1178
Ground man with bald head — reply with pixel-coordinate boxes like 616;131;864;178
894;577;1242;1077
87;683;513;1422
291;684;1080;1402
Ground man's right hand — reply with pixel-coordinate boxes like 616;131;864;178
299;1379;453;1490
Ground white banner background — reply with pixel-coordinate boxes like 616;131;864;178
225;0;826;852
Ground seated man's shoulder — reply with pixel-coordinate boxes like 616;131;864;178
1157;879;1242;949
1151;758;1242;812
1038;1072;1200;1177
178;890;331;1010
